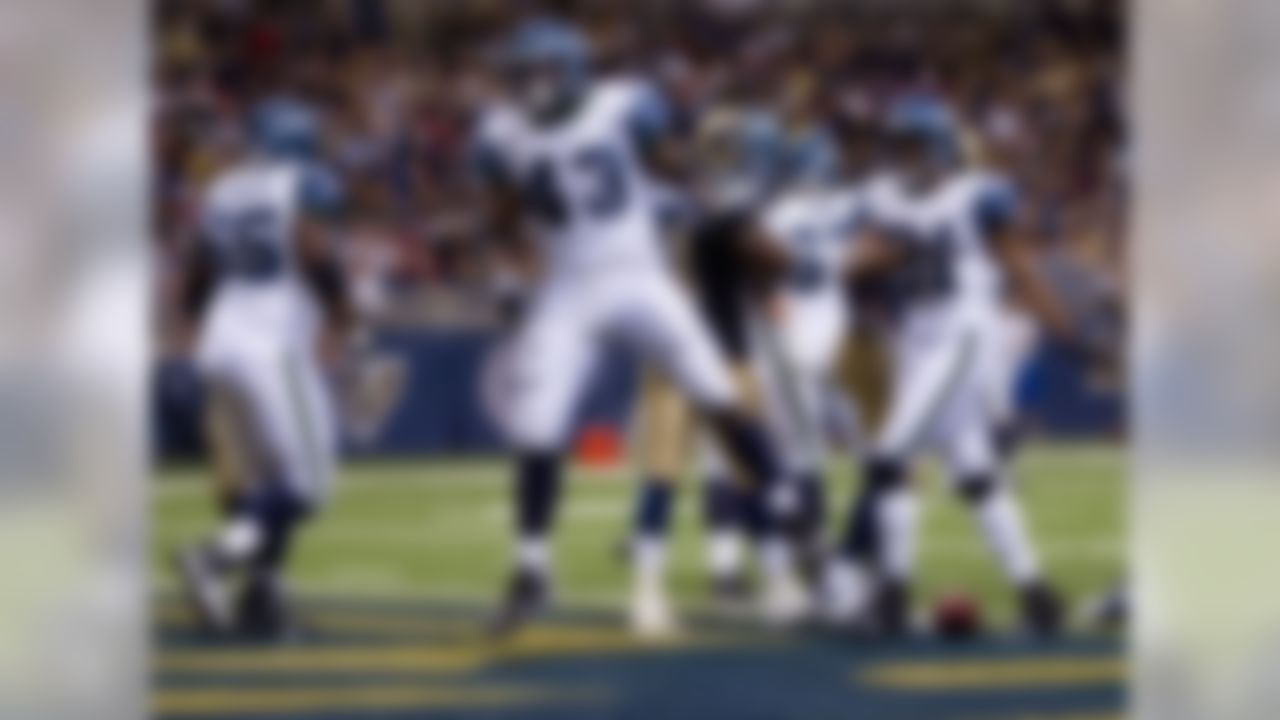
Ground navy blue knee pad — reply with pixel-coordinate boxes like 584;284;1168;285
702;478;742;530
516;452;562;536
865;459;907;493
956;474;997;504
243;482;311;572
840;458;907;561
634;478;675;537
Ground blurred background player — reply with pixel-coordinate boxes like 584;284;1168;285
177;98;350;639
625;91;789;617
471;18;805;638
748;125;867;581
825;97;1079;637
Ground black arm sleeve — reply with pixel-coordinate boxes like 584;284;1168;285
182;243;218;323
304;255;350;326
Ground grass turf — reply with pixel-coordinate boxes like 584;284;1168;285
153;442;1123;626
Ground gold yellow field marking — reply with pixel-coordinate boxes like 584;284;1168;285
159;624;738;676
160;645;489;674
862;657;1125;691
153;684;604;716
155;604;479;637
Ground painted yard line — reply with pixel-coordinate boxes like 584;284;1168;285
158;624;729;676
154;685;604;717
862;657;1124;691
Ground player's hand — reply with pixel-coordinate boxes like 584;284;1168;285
1050;325;1119;374
318;325;366;373
764;294;787;324
496;291;527;329
490;270;529;329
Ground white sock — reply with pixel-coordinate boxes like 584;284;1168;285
758;537;795;584
214;517;263;564
768;482;801;522
634;536;667;589
516;536;551;575
824;559;873;621
877;489;920;581
974;490;1041;585
708;531;744;578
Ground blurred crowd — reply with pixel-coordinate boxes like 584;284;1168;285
154;0;1124;350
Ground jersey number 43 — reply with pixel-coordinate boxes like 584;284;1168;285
524;145;628;226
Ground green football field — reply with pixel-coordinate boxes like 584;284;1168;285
153;443;1125;720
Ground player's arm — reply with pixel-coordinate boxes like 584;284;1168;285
982;182;1076;343
844;225;902;281
630;82;690;183
738;220;789;288
294;167;355;340
181;239;218;327
470;132;540;323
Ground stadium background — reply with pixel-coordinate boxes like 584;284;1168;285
153;0;1123;459
151;1;1126;718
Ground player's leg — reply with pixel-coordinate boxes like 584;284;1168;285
827;329;974;632
202;382;250;517
697;439;751;605
755;322;831;582
179;345;334;638
627;275;807;624
686;210;759;597
981;307;1037;460
765;294;849;567
490;298;596;636
237;346;337;636
939;378;1062;636
627;368;693;635
178;373;257;634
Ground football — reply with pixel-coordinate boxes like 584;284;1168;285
932;591;984;641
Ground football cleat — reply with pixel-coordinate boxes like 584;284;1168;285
820;561;874;628
1020;581;1065;638
795;535;829;592
872;580;913;638
236;576;301;642
711;572;755;614
630;582;678;640
1081;582;1127;631
489;569;550;639
176;544;234;635
759;572;812;628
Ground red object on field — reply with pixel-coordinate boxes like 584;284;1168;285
932;591;984;641
576;423;622;468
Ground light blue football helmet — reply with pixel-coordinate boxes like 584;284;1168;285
781;127;840;186
247;97;321;159
884;95;960;167
500;18;590;119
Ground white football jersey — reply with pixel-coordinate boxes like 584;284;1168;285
198;158;322;347
473;78;670;282
760;184;864;304
864;168;1015;320
758;184;864;370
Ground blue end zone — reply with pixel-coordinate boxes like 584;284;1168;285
155;596;1123;720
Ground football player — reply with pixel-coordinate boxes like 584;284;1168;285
177;98;349;639
824;97;1077;637
747;127;867;574
471;19;805;638
624;99;790;618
